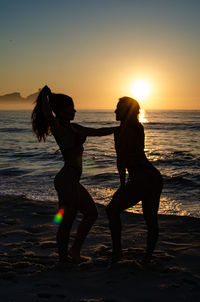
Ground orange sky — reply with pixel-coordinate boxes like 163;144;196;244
0;1;199;110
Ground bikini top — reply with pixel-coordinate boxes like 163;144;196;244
50;119;86;165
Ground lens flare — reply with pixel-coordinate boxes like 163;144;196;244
53;209;64;225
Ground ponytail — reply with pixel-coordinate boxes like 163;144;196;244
31;87;51;142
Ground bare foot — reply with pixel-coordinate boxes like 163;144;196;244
68;248;91;264
58;255;69;263
68;254;91;264
111;251;123;263
140;253;152;266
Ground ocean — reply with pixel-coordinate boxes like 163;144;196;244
0;110;199;218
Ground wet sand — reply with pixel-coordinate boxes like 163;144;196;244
0;194;200;301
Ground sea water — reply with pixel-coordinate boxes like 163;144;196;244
0;110;199;217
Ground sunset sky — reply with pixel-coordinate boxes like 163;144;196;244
0;0;200;110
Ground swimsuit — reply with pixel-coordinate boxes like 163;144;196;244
50;120;86;206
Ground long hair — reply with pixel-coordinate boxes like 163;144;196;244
118;96;140;124
116;97;143;156
31;88;73;142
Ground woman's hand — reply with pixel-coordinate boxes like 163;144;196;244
39;85;54;122
41;85;51;97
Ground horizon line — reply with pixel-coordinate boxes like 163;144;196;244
0;108;200;112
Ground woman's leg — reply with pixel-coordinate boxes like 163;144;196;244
106;191;123;262
69;183;98;263
54;168;80;262
56;189;78;262
142;197;160;263
142;170;163;263
106;184;141;262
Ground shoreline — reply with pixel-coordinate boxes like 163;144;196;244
1;191;199;219
0;194;200;301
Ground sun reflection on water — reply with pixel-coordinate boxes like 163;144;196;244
139;109;148;123
125;197;191;216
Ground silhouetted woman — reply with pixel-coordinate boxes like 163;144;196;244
31;85;117;263
106;97;163;264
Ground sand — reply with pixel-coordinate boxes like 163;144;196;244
0;194;200;301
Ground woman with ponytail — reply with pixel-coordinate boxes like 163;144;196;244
31;85;117;263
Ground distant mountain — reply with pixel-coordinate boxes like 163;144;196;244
0;91;40;109
0;91;39;102
0;92;25;101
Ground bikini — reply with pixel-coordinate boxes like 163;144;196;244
51;121;86;181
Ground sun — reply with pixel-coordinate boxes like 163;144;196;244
130;80;151;101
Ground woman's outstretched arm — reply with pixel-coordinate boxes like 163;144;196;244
71;123;119;137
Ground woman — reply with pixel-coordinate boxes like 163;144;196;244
106;97;163;264
31;85;117;264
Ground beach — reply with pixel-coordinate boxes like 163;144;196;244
0;194;200;302
0;110;200;301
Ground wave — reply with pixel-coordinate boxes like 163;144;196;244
1;122;200;134
79;120;200;131
163;173;199;189
0;168;28;177
145;122;200;131
154;151;200;167
82;172;118;187
0;127;30;133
